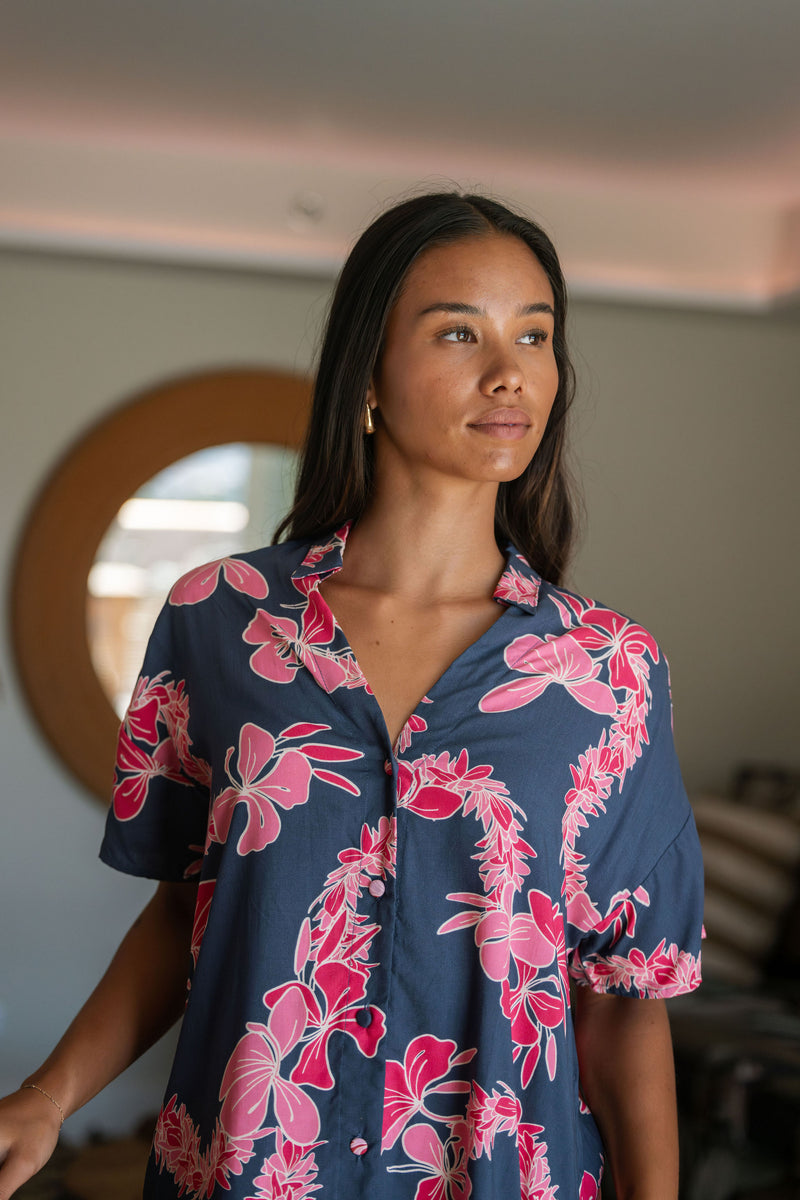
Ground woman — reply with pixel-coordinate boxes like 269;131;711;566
0;193;703;1199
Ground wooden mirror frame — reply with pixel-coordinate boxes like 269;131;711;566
11;368;311;803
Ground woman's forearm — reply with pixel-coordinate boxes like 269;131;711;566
572;987;679;1200
22;879;198;1118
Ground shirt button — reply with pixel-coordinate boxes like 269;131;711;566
383;759;393;774
368;879;386;898
355;1008;373;1028
349;1136;369;1156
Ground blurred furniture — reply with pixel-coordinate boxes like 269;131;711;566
669;768;800;1200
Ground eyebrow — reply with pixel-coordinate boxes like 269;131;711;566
417;301;555;319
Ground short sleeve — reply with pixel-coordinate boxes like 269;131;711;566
566;652;704;998
99;600;212;882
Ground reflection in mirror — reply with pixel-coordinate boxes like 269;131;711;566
87;442;297;717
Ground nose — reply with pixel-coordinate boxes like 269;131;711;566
478;347;524;396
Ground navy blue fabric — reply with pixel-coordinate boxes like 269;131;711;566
100;525;703;1200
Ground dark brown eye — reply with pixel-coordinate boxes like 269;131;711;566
518;330;548;346
441;326;475;343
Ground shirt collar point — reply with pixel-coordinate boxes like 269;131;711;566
493;548;542;614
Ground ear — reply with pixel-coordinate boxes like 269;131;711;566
366;379;377;409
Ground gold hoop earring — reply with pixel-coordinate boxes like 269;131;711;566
364;404;375;434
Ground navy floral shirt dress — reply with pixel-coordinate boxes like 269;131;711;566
100;523;704;1200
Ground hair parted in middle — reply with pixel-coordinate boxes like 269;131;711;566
275;190;577;584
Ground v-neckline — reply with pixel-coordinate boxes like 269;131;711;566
315;584;511;756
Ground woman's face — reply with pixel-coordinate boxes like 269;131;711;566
369;232;559;488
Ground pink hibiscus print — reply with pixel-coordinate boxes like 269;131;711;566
208;723;313;855
243;591;363;693
169;557;269;606
189;879;215;968
477;887;561;984
391;1123;472;1200
267;961;385;1091
219;987;320;1144
479;632;617;715
575;606;659;692
112;728;187;821
382;1035;476;1151
125;673;172;745
580;1168;601;1200
501;959;565;1086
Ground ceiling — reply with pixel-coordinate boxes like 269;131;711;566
2;0;800;309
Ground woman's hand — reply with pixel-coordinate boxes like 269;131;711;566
0;1086;63;1200
0;879;198;1200
572;986;679;1200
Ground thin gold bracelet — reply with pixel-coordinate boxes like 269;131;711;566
20;1083;65;1128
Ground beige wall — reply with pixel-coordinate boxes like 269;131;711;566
1;247;798;1137
568;297;799;790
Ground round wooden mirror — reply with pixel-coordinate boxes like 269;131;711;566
11;368;311;803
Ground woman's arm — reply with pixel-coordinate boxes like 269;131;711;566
0;879;198;1200
572;986;679;1200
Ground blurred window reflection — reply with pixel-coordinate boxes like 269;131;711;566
87;442;297;716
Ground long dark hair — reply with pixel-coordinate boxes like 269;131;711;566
275;191;577;584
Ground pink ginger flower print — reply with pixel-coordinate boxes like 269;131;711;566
398;749;505;823
517;1123;558;1200
389;1123;472;1200
297;524;349;570
493;558;541;609
114;673;211;821
203;1124;259;1197
219;986;320;1144
153;1098;259;1199
395;713;428;753
169;557;269;606
208;723;313;855
463;1081;521;1160
480;633;618;716
154;1094;202;1190
573;939;702;998
382;1035;476;1151
304;816;396;937
246;1129;324;1200
160;678;212;789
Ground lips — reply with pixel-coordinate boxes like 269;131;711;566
467;408;531;439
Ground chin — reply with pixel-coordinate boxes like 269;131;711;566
484;456;535;483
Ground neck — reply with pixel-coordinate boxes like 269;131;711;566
341;473;506;603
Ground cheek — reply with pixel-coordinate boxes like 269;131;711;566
383;366;456;427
